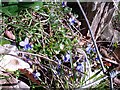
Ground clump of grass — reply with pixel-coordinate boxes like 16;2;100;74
0;1;111;89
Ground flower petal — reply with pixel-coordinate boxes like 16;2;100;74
76;63;83;72
62;1;67;7
19;41;26;46
64;53;70;62
24;37;29;44
69;17;75;25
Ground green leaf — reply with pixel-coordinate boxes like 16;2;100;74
113;42;118;48
18;2;34;8
31;2;43;11
0;75;10;79
0;0;2;7
81;71;87;85
8;0;18;4
84;69;102;83
63;7;72;14
94;80;108;89
0;38;11;45
2;5;18;16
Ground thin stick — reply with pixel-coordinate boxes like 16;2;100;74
76;0;106;73
110;74;114;90
17;51;72;71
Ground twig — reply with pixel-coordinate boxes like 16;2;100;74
112;0;120;12
96;41;112;43
110;73;114;90
0;36;16;43
17;51;72;71
76;0;106;74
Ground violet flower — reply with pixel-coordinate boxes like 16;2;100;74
24;55;30;61
33;70;41;80
76;63;83;72
86;44;92;54
24;44;32;50
55;56;61;68
86;44;96;54
69;17;75;25
75;56;79;60
95;55;102;61
62;1;67;7
19;37;32;50
63;52;71;62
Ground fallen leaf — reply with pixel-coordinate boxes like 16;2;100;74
5;30;15;40
19;69;41;85
114;77;120;86
0;71;30;89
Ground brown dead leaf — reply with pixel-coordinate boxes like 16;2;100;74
19;69;41;85
5;30;15;40
114;77;120;86
0;71;30;89
114;47;120;63
100;47;110;58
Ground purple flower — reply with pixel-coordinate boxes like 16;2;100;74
24;43;32;50
95;55;102;61
68;73;73;77
86;44;92;54
32;71;40;80
86;44;96;54
19;37;32;50
92;48;96;53
62;1;67;7
69;17;75;25
63;52;70;62
24;55;30;61
75;56;79;60
76;63;83;72
95;56;99;61
84;58;87;62
55;56;61;68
